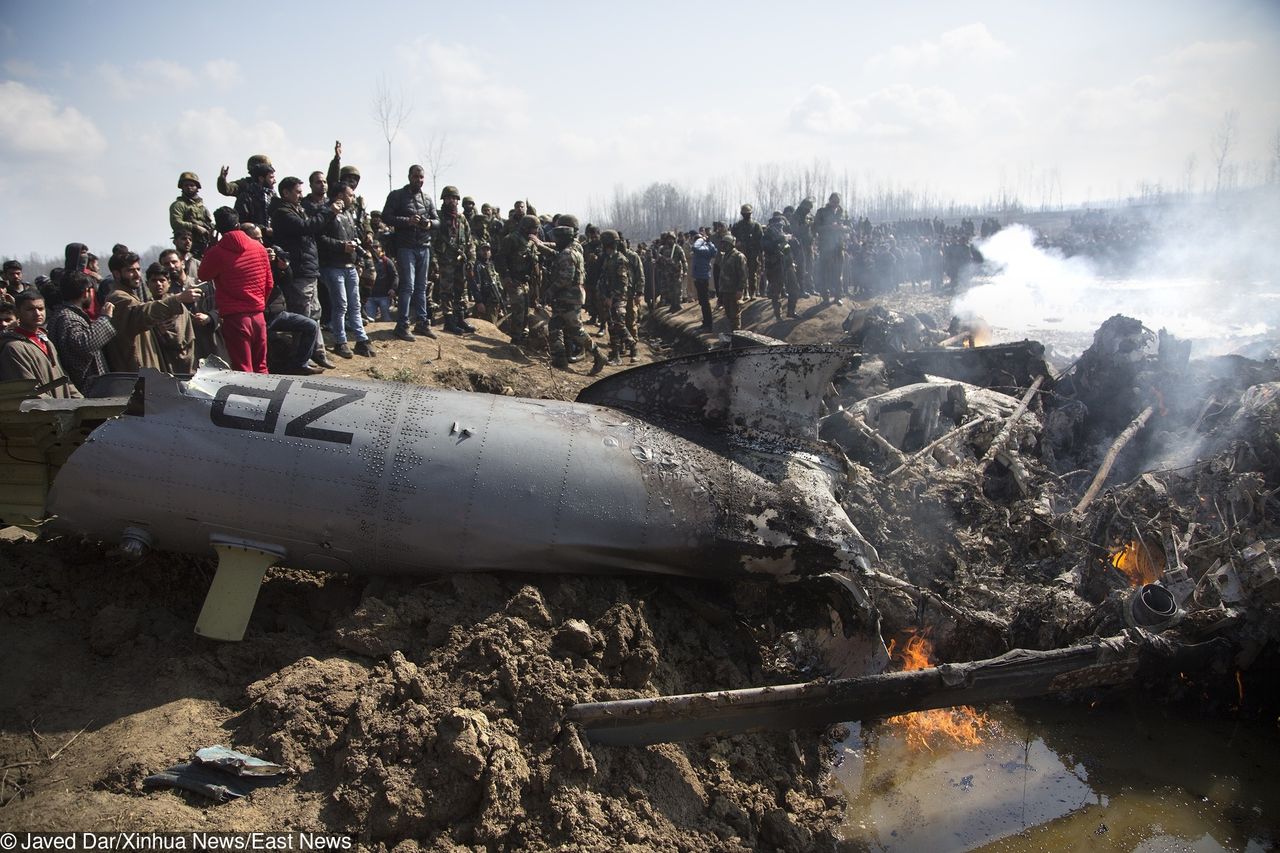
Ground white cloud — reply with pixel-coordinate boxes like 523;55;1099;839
4;58;38;77
396;39;530;133
789;83;972;139
0;80;106;156
868;23;1012;72
97;58;241;98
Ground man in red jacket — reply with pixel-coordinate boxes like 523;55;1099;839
199;207;272;373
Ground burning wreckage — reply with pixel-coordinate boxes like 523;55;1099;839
2;317;1279;745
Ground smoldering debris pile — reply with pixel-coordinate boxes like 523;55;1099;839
820;310;1280;699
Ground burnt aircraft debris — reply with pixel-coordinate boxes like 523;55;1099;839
2;306;1278;739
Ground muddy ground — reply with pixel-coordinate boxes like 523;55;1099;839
3;289;1277;850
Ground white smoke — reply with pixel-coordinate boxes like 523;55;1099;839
953;193;1280;365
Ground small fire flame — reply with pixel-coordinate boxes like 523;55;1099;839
884;631;995;751
1109;539;1162;586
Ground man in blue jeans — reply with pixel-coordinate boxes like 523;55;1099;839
382;164;438;341
319;185;374;358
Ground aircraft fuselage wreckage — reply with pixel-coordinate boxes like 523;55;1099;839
2;346;877;641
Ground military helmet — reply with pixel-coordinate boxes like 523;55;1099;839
600;229;619;246
557;214;579;231
339;165;360;180
441;185;461;200
740;203;753;214
177;171;201;189
551;225;576;242
462;196;475;206
519;214;540;233
720;234;737;247
247;154;273;176
661;230;675;241
476;240;491;251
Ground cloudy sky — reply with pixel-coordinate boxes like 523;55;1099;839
1;0;1278;259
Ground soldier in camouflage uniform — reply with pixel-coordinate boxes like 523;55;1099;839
763;212;801;320
654;231;687;312
581;224;604;328
621;236;643;359
464;198;489;247
730;204;764;299
717;234;748;331
470;242;504;324
789;197;816;294
495;214;541;344
169;172;215;258
546;216;606;375
431;186;476;334
598;230;634;364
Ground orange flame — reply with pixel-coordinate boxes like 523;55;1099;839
1109;539;1162;586
884;631;996;751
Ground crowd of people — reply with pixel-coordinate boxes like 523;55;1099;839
1;146;992;397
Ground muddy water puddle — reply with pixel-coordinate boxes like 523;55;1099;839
830;700;1279;851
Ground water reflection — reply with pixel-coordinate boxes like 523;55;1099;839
831;700;1279;852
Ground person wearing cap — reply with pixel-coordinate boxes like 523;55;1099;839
763;212;800;321
170;172;216;258
327;140;373;245
432;186;476;334
654;231;687;312
731;204;764;300
495;214;542;345
2;260;26;304
813;192;849;305
597;230;634;364
217;154;277;240
545;217;606;375
717;234;748;332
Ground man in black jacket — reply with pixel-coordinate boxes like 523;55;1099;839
270;176;337;368
381;164;437;341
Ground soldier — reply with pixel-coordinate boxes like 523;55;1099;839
218;154;277;239
327;140;373;245
790;197;816;294
621;236;644;358
717;234;748;331
432;186;476;335
763;212;800;321
470;242;503;324
813;192;849;305
654;231;687;312
495;214;541;344
598;230;634;364
546;216;606;375
169;172;215;258
581;224;604;328
730;204;764;299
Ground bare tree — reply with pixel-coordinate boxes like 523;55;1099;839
371;76;412;192
1210;109;1239;197
1270;127;1280;185
1182;152;1198;196
421;131;452;202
